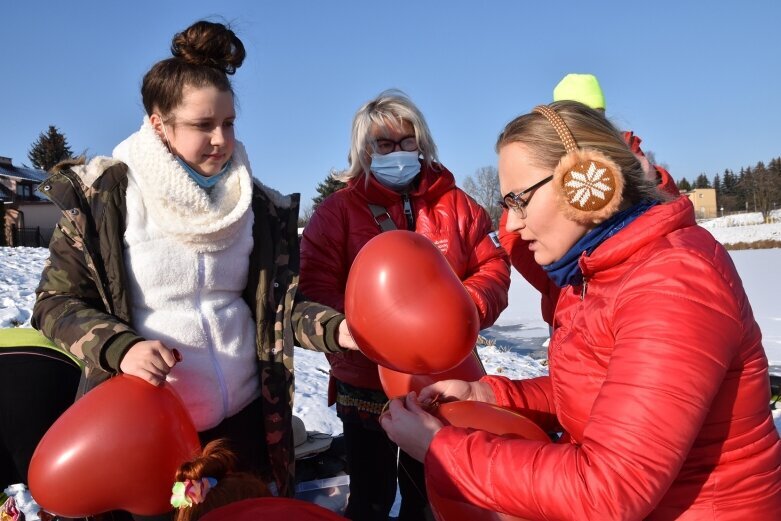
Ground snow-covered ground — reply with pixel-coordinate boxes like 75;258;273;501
699;209;781;245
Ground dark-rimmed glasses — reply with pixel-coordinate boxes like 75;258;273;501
373;136;418;155
499;175;554;218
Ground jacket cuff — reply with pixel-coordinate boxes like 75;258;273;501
323;315;347;353
480;375;514;408
101;331;144;372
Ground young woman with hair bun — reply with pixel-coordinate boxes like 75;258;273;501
33;19;356;520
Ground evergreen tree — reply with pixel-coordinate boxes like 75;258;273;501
769;157;781;175
721;169;737;195
694;173;711;189
677;177;692;192
735;168;751;212
717;169;736;213
712;173;721;194
27;125;73;171
312;169;346;210
770;158;781;216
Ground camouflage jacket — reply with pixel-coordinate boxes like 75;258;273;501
32;157;345;496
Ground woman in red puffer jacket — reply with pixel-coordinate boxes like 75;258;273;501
381;101;781;520
300;89;510;521
501;72;681;328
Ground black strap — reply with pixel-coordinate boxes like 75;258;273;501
368;204;397;232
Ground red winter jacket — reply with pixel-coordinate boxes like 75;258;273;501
427;195;781;520
499;131;679;326
300;164;510;390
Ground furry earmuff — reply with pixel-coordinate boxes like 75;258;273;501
533;105;624;224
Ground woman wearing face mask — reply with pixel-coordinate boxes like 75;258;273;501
299;89;510;521
32;20;356;519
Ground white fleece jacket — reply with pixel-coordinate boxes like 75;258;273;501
113;119;259;430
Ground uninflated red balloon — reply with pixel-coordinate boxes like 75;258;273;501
428;401;550;521
28;375;200;517
345;230;480;374
378;351;486;399
200;497;347;521
433;401;551;443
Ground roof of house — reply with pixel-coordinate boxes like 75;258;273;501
0;157;48;183
0;157;50;203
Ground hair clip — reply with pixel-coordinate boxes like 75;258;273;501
170;477;218;509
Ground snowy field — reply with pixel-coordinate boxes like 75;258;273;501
699;209;781;245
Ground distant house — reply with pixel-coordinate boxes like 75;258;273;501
684;188;718;220
0;156;59;246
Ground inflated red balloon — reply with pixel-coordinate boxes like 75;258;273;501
378;351;486;399
200;497;347;521
28;375;200;517
345;230;480;374
428;401;550;521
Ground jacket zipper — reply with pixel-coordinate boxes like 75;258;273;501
581;277;589;300
196;253;230;418
402;193;414;230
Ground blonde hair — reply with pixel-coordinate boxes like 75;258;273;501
496;101;672;205
338;89;439;182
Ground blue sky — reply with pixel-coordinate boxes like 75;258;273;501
1;1;779;206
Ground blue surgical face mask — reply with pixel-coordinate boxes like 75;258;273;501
160;119;232;189
176;157;232;189
370;151;421;190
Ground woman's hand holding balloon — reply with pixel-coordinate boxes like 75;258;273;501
337;319;359;350
418;379;497;406
119;340;180;386
380;392;443;462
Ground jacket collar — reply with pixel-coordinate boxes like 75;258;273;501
580;195;695;278
113;118;254;252
348;162;456;205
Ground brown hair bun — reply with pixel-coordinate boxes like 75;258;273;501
171;20;245;75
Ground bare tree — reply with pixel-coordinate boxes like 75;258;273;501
742;161;781;220
462;166;502;228
298;203;315;228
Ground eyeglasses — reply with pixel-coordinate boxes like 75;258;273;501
499;175;553;218
373;135;418;155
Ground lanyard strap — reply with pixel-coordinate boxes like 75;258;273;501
368;203;397;232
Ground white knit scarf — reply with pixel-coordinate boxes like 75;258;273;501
112;117;253;252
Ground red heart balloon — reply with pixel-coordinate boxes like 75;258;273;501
28;375;200;517
378;351;486;399
200;497;347;521
428;401;550;521
345;230;480;374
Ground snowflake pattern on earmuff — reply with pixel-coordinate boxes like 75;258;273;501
563;160;617;211
534;105;624;224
